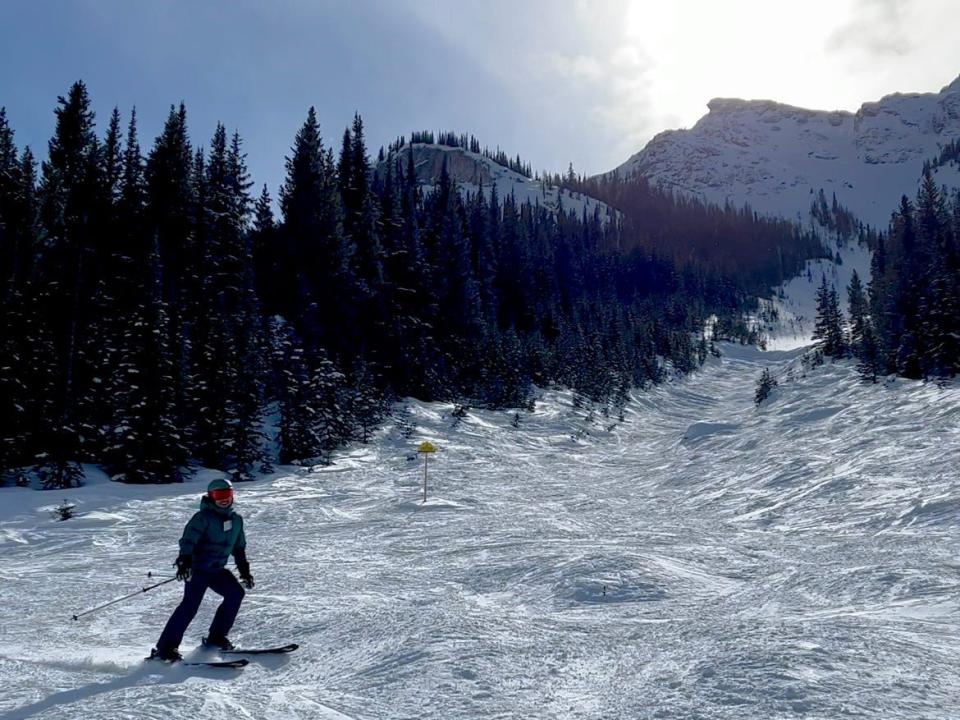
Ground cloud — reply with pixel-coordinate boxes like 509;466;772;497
825;0;913;58
540;53;606;84
533;41;662;169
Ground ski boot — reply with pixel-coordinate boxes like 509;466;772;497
202;634;235;651
149;646;183;662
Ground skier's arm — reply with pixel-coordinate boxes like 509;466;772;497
233;520;253;588
178;512;207;557
233;521;248;566
233;518;247;557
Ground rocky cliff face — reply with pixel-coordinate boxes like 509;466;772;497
400;144;497;187
611;76;960;228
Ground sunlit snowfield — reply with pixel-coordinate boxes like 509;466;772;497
3;343;960;720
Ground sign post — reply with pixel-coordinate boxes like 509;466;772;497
416;441;437;503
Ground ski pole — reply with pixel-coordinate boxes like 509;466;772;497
71;576;178;621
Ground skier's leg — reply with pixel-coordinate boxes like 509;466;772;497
156;572;210;651
206;569;245;640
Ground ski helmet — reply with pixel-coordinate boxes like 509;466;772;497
207;477;234;507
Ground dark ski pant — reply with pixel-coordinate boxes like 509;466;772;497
157;568;244;651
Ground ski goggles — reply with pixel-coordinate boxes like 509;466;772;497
208;488;234;503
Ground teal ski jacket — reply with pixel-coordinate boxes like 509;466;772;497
178;495;247;572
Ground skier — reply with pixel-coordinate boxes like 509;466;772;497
150;478;255;662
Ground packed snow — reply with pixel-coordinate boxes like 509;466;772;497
3;343;960;719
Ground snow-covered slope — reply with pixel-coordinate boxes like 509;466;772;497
757;238;872;351
385;143;617;223
612;75;960;229
4;346;960;718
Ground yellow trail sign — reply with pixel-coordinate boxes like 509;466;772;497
416;442;438;503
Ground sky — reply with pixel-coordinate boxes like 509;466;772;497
1;0;959;199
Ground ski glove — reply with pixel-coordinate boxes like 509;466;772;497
236;559;254;589
175;554;192;582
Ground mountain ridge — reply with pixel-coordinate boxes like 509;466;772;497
378;142;617;223
611;74;960;228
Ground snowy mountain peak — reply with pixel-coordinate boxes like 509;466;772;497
612;76;960;229
705;97;849;123
940;73;960;94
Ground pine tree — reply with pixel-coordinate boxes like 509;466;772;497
80;105;129;459
755;368;778;405
468;183;499;326
856;322;882;384
103;110;190;483
312;351;349;463
102;108;123;206
253;183;274;233
227;130;269;478
348;359;385;443
280;108;356;363
917;171;959;377
846;269;867;355
251;183;280;314
476;326;530;408
272;316;349;465
34;81;104;487
0;120;40;483
146;103;195;450
889;196;925;378
813;275;845;358
867;234;894;373
861;178;960;381
828;285;847;359
390;147;441;398
0;107;20;295
272;320;318;463
191;126;266;480
426;157;482;390
110;234;189;482
340;115;387;368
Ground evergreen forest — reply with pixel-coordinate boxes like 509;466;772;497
0;82;820;488
821;169;960;383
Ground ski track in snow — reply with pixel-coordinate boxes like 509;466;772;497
3;344;960;719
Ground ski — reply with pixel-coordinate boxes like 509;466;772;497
146;652;249;669
221;643;299;655
184;658;249;668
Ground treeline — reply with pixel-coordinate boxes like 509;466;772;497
0;81;759;488
816;168;960;381
386;131;533;178
931;140;960;172
552;173;829;294
809;188;878;248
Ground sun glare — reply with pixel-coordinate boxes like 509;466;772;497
623;0;851;127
